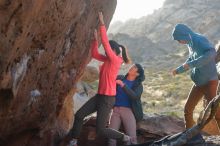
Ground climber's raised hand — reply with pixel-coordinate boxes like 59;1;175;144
98;11;105;25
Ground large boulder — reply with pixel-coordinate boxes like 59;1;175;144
0;0;116;145
137;114;185;141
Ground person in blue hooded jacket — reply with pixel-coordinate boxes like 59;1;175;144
171;23;220;129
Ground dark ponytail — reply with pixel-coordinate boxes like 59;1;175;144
109;40;120;55
109;40;132;64
119;45;131;64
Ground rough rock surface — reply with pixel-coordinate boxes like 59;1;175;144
0;0;116;146
137;115;185;138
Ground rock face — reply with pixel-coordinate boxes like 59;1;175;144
138;115;185;139
109;0;220;69
0;0;116;146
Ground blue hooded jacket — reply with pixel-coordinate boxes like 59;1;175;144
172;24;218;86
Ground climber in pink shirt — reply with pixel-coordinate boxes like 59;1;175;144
92;26;125;96
61;12;131;146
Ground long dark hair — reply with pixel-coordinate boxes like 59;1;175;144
119;45;131;64
125;63;145;88
109;40;120;55
109;40;131;64
134;63;145;83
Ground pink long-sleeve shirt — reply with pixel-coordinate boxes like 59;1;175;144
91;25;123;96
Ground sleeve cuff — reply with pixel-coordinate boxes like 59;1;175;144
176;65;185;74
187;61;194;68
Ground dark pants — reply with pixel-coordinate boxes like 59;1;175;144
184;80;220;128
68;94;124;139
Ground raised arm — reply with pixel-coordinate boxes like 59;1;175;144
98;12;118;61
91;29;107;62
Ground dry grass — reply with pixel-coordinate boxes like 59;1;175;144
141;69;204;120
89;67;205;121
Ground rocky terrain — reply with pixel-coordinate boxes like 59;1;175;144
1;0;220;145
107;0;220;119
74;0;220;145
0;0;116;146
109;0;220;69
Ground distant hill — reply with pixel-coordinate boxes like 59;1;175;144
107;0;220;117
109;0;220;70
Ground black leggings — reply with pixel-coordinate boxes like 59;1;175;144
68;94;124;139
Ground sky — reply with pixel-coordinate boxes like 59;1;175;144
111;0;166;23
